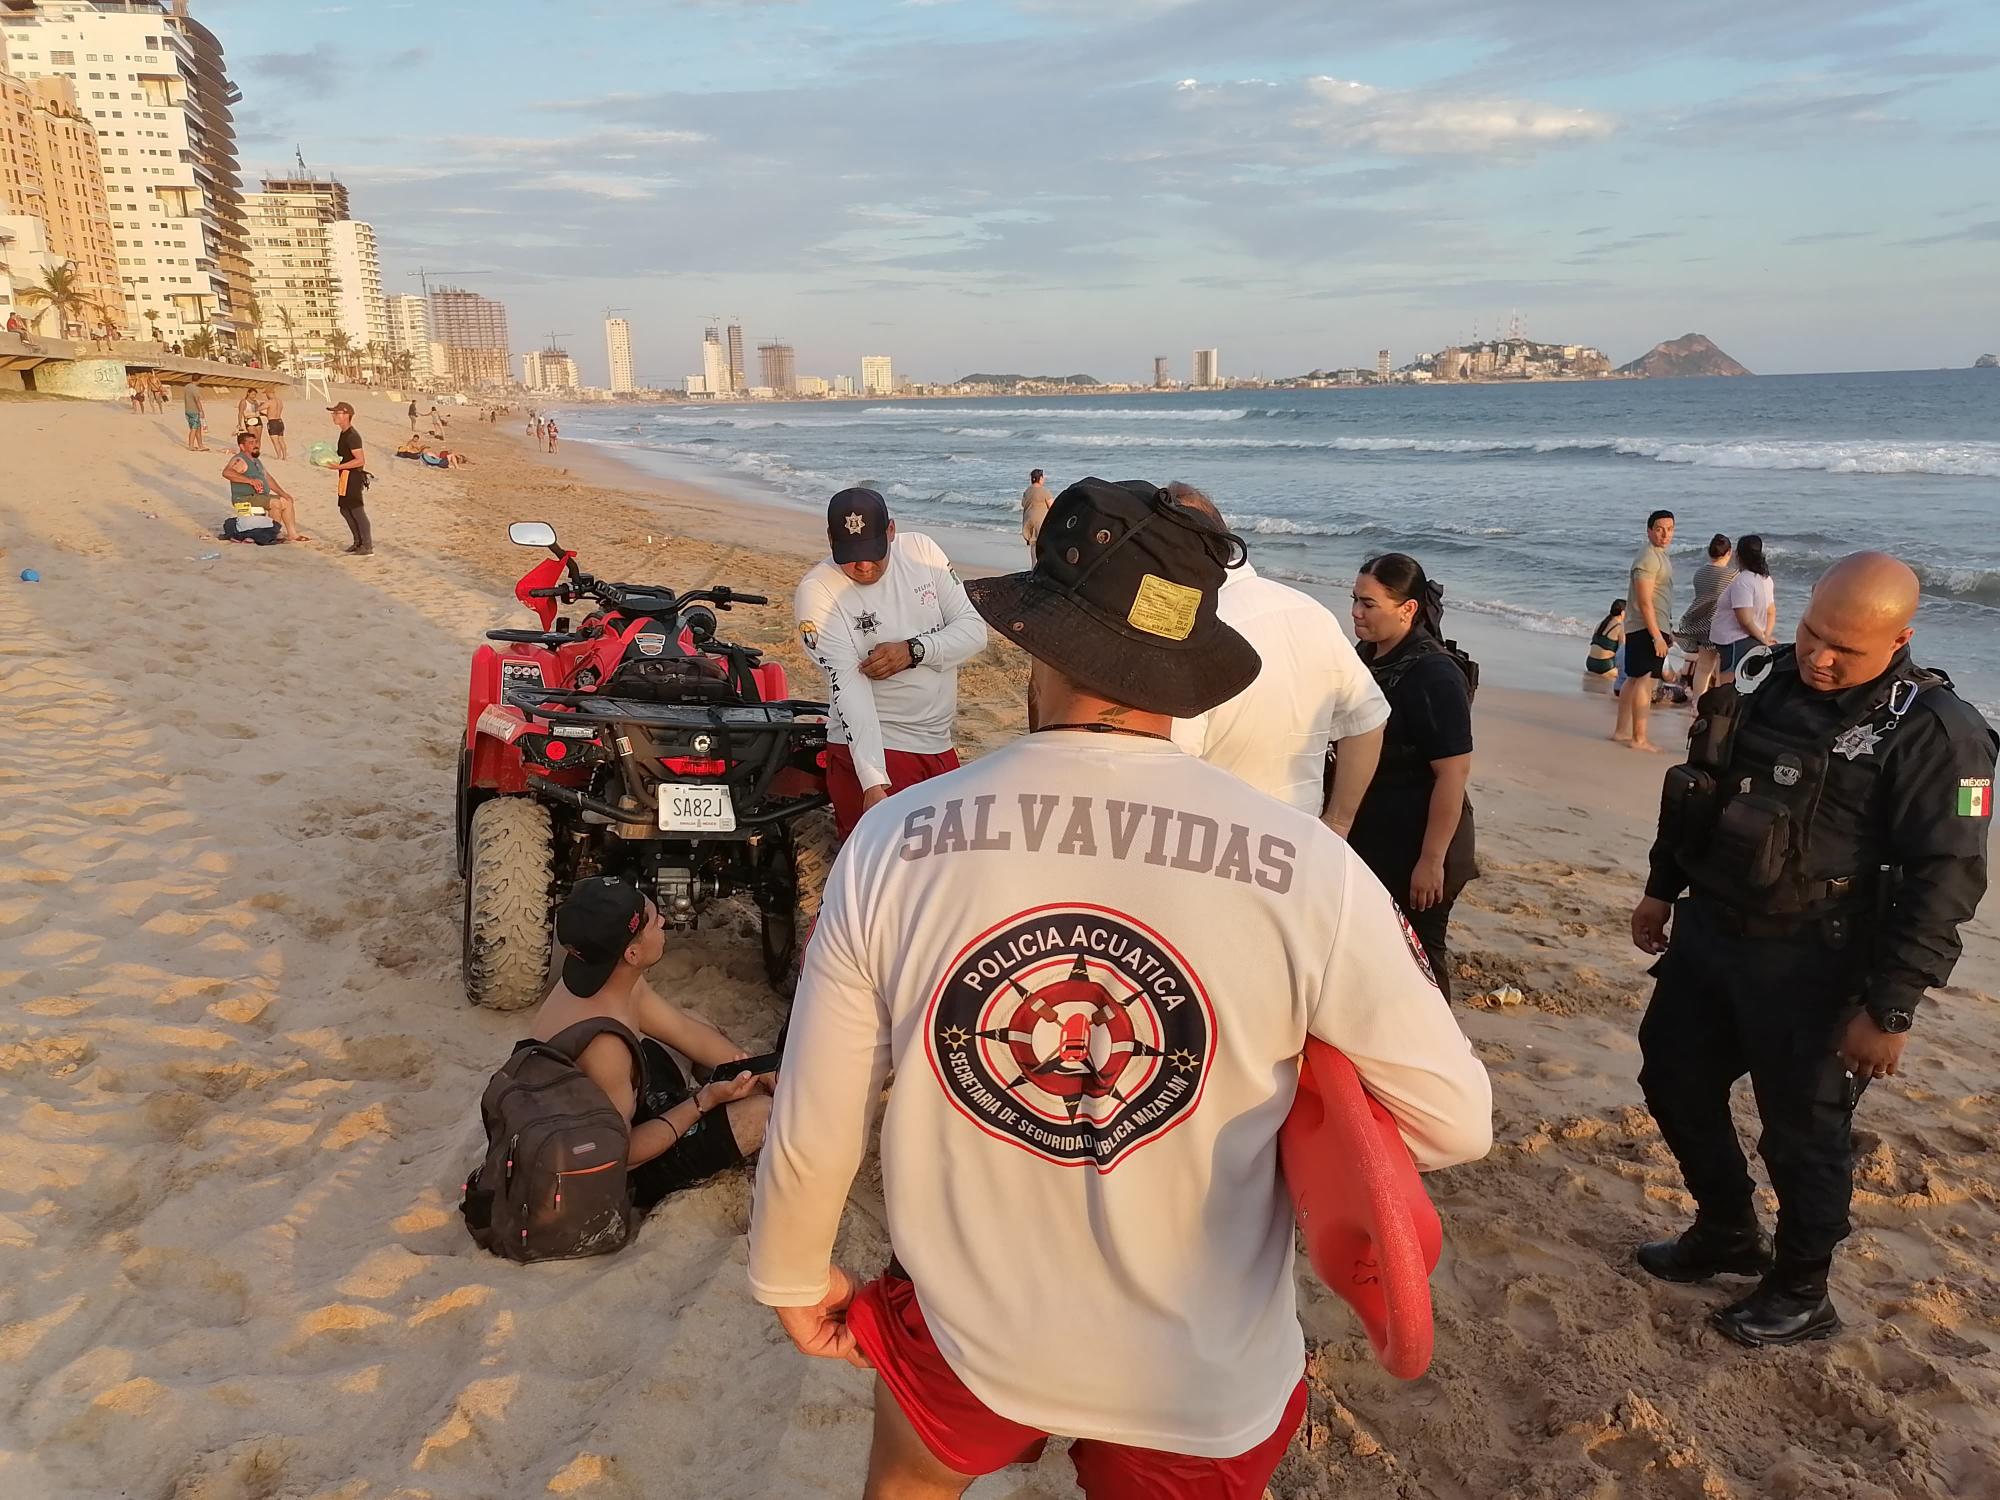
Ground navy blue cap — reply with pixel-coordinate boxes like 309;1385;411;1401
828;487;891;564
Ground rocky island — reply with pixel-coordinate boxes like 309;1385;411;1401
1976;353;1998;369
1616;333;1752;378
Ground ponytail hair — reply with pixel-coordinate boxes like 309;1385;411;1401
1360;552;1446;637
1736;534;1769;577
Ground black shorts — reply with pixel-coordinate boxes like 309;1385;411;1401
266;419;285;436
629;1039;745;1209
1623;629;1668;681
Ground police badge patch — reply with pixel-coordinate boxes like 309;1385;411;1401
1832;722;1884;761
924;905;1215;1172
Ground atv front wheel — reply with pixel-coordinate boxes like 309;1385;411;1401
759;807;837;998
462;795;554;1010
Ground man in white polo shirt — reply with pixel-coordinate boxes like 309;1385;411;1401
1165;482;1388;833
795;487;988;838
751;476;1491;1499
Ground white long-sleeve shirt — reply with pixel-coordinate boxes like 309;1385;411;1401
1171;563;1390;814
793;532;988;791
750;731;1492;1456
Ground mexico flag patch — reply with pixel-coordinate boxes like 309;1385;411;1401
1959;779;1993;817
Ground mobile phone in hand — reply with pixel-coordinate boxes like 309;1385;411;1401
708;1052;780;1084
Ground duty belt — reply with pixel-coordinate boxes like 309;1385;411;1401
1690;884;1865;942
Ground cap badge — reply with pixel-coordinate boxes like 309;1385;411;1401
1127;574;1200;642
844;511;867;535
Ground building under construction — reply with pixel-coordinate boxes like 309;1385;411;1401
757;341;796;395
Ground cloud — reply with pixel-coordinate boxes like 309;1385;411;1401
1783;229;1877;245
1292;76;1616;156
1899;218;2000;248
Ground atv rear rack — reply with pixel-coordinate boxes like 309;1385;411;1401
502;687;829;728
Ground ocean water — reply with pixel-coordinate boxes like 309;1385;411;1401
553;370;2000;711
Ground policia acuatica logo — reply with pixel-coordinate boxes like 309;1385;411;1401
923;904;1215;1171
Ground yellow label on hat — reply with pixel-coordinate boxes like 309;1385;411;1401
1128;573;1200;641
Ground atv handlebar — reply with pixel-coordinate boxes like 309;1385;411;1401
526;576;771;615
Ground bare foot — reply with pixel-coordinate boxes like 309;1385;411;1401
1625;739;1668;753
1610;731;1633;744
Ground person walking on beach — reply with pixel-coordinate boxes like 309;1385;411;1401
182;377;208;451
1020;468;1054;559
328;401;373;556
545;418;559;454
793;487;987;839
750;476;1492;1499
1679;534;1737;701
1163;482;1388;832
262;388;289;460
1614;509;1676;751
1347;553;1478;1000
1632;552;1994;1345
223;428;308;543
408;398;419;432
1710;535;1777;685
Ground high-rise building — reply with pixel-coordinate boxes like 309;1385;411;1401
522;347;578;392
1152;356;1169;389
860;354;893;396
385;293;432;383
242;174;346;364
833;374;855;397
725;322;744;393
429;285;510;388
1377;349;1390;381
1192;348;1219;388
605;316;633;394
795;375;828;397
326;217;385;371
1;1;250;345
0;68;119;332
757;340;795;395
701;325;727;397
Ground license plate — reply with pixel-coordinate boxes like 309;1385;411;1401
658;783;735;832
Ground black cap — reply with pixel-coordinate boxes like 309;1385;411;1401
555;877;648;997
828;487;891;564
964;477;1260;718
327;401;355;415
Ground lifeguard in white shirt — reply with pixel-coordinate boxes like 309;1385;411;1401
793;487;988;838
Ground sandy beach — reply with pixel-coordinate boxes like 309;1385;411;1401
1;389;1996;1500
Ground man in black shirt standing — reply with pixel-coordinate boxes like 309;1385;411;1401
1631;552;1995;1345
329;401;372;556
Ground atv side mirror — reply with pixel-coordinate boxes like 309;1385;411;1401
509;521;558;550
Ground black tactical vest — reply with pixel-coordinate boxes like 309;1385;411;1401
1661;646;1940;916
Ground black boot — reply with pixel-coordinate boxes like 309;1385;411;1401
1711;1264;1842;1347
1636;1218;1774;1283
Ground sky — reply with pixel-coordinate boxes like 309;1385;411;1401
200;0;2000;387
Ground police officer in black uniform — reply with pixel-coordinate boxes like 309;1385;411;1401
1631;552;1996;1346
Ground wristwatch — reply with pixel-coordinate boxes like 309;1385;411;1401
907;637;927;666
1868;1006;1915;1034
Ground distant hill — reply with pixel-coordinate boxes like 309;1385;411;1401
953;372;1101;387
1976;353;1998;369
1617;334;1751;378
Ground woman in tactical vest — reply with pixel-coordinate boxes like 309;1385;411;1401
1346;553;1478;999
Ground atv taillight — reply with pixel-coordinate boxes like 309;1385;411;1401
543;739;568;762
815;750;829;769
660;757;726;776
521;731;602;770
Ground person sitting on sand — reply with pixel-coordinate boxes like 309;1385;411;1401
1587;598;1626;677
222;429;308;543
526;878;771;1211
395;434;427;458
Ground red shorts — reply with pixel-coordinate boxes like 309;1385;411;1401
825;743;960;839
847;1274;1307;1499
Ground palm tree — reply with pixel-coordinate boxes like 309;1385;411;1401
15;262;92;341
145;308;162;345
275;304;298;366
328;329;353;382
184;325;217;361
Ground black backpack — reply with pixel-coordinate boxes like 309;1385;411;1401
460;1018;644;1262
1369;632;1480;702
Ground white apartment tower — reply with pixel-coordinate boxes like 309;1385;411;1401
0;0;251;346
385;292;433;383
701;326;727;397
242;174;344;363
326;217;385;367
860;354;893;395
1192;348;1220;387
605;316;634;394
522;347;579;392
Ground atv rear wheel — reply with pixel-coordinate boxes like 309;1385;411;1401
759;807;837;998
462;795;554;1011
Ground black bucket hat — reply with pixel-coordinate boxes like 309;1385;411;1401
965;476;1260;718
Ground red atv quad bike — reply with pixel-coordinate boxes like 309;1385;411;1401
455;521;836;1010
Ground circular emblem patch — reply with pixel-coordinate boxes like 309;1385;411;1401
924;905;1214;1172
